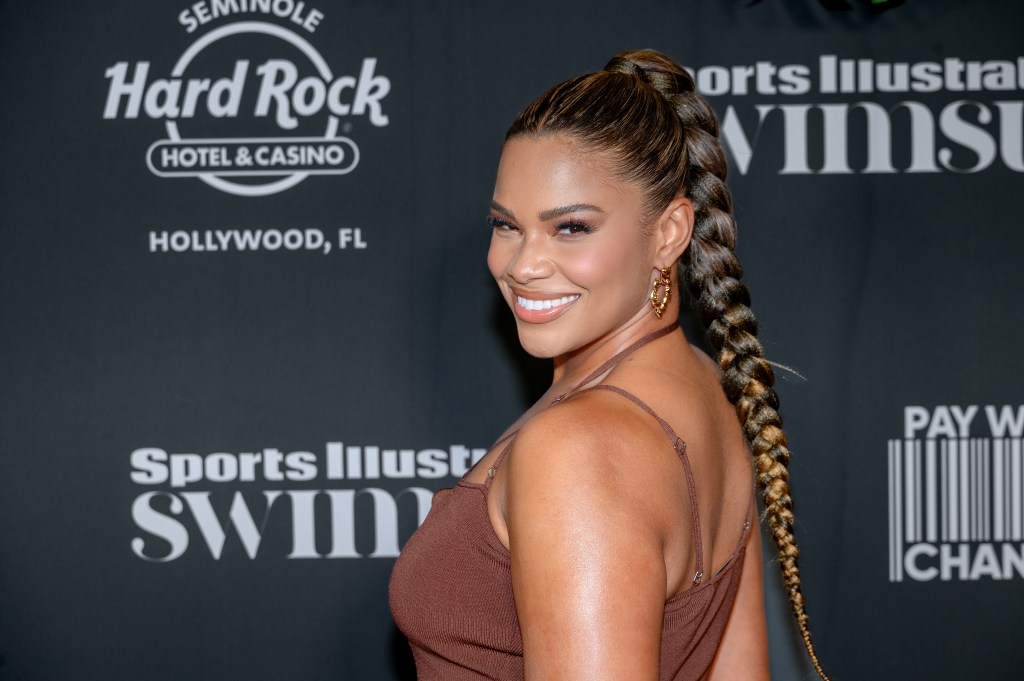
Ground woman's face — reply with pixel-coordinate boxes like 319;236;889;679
487;134;657;359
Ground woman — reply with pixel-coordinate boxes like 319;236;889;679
390;49;828;681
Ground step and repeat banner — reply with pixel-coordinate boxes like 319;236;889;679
1;1;1021;679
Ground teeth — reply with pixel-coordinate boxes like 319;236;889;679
516;294;578;311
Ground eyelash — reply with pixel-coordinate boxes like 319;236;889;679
556;220;595;235
486;216;596;236
486;216;514;231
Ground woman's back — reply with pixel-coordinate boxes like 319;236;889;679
390;326;763;680
479;330;754;600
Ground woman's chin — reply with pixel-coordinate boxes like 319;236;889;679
515;326;564;359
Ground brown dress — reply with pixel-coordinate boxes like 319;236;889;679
390;326;751;680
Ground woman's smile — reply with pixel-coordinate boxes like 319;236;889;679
512;290;581;322
487;135;655;358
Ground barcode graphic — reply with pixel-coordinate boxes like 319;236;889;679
888;437;1024;582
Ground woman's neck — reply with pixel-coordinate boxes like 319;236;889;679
549;307;681;391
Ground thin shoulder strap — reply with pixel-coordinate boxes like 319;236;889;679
482;431;517;488
580;384;705;586
552;322;679;404
485;324;683;504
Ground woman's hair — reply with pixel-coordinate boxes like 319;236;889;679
506;50;829;680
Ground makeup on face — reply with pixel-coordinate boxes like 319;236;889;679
486;135;656;359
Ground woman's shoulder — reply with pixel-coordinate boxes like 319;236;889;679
504;387;690;509
524;385;675;449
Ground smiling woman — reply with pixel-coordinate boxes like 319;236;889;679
390;49;829;681
485;136;659;359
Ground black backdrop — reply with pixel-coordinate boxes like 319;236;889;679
2;1;1023;679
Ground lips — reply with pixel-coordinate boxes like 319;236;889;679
515;294;578;311
511;289;580;323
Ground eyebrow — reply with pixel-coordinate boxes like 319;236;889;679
489;200;605;221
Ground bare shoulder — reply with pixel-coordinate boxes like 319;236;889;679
688;342;722;375
498;391;684;677
497;388;691;572
504;388;687;508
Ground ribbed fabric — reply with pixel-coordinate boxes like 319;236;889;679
390;327;747;680
389;476;746;681
390;480;525;679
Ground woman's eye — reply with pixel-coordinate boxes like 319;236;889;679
487;216;517;232
557;221;595;236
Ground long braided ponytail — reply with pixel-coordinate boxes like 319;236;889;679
506;50;830;679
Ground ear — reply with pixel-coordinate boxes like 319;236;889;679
652;196;694;268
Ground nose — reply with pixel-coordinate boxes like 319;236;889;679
505;233;553;284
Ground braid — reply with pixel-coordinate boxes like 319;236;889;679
504;49;830;679
612;51;831;680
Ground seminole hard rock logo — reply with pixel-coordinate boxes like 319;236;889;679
102;3;390;196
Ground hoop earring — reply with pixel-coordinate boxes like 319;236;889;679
650;267;672;318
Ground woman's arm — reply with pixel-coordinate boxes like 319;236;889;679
501;402;682;681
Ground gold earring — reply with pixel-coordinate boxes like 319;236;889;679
650;267;672;318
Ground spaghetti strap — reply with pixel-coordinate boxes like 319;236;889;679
579;384;706;586
482;323;683;495
461;430;516;488
483;435;516;490
551;322;679;404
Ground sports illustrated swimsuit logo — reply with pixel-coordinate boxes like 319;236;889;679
102;2;390;196
888;405;1024;582
691;55;1024;175
128;442;486;562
